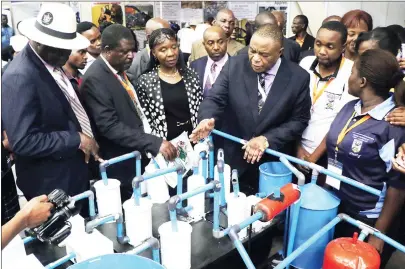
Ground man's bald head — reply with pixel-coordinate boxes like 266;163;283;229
203;26;226;41
271;11;285;30
203;26;227;61
322;15;342;24
145;18;170;36
255;12;277;28
213;8;236;37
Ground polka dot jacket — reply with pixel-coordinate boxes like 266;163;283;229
136;66;203;139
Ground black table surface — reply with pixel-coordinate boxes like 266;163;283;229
25;201;279;269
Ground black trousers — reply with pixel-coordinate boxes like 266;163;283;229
335;203;400;268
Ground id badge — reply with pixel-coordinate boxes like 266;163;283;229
326;157;342;190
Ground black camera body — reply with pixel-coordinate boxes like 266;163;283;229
27;189;80;245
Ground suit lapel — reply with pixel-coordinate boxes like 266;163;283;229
199;57;208;87
26;46;81;129
256;59;291;132
243;59;259;123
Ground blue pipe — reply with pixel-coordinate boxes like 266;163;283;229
131;241;152;255
45;252;76;269
178;182;216;201
211;129;380;196
213;186;220;232
117;220;124;238
286;198;301;261
193;166;199;175
71;190;96;218
358;231;368;241
218;171;226;207
23;236;35;244
221;212;264;237
169;209;178;232
152;248;161;263
176;171;183;210
143;166;179;180
232;169;240;197
273;216;342;269
341;214;405;253
202;153;208;184
233;238;256;269
209;137;215;180
256;192;266;198
100;151;141;185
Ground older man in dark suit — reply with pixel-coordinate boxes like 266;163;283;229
81;24;177;202
237;12;301;63
2;3;100;201
190;24;311;194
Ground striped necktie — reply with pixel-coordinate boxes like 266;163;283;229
53;68;93;137
203;62;217;97
258;72;267;113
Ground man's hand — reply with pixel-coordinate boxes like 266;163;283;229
385;107;405;126
242;136;268;164
19;195;54;229
296;145;310;173
189;118;215;143
159;140;178;161
78;132;103;163
393;143;405;174
398;58;405;70
368;235;385;254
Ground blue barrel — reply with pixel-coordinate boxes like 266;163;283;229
68;254;164;269
259;162;292;195
289;183;340;269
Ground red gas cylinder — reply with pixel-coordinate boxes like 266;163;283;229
323;233;380;269
254;183;300;222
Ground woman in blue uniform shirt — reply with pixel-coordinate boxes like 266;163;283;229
326;49;405;267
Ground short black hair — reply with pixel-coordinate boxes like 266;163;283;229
387;24;405;43
101;24;134;50
145;28;186;75
77;21;97;34
318;21;348;45
355;27;401;57
296;15;309;29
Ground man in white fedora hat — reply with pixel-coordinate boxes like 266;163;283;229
2;3;101;204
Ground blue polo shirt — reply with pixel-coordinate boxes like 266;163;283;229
327;96;405;218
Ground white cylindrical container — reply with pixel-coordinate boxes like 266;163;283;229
187;174;205;220
194;143;209;178
123;198;153;247
227;192;248;238
159;221;192;269
214;164;231;203
145;164;170;204
94;179;122;217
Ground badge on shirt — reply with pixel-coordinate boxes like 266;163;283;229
326;157;342;190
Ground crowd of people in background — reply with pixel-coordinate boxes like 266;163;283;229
2;3;405;267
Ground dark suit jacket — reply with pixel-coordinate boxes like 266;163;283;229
81;57;162;187
289;34;315;53
190;56;208;89
298;49;315;63
127;47;149;87
236;37;301;63
1;45;89;200
198;54;311;176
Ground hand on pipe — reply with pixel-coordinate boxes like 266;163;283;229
78;132;104;163
189;118;215;143
242;136;268;164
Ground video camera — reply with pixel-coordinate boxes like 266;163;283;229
27;189;80;245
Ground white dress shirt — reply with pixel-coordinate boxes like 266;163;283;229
203;53;229;89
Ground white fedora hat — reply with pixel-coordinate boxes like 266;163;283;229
18;3;89;50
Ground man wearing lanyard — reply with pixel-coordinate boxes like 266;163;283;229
81;24;177;202
297;21;356;183
190;24;311;195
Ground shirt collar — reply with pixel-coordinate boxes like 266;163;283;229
310;56;343;81
207;53;229;67
100;54;119;74
354;95;395;120
265;57;282;76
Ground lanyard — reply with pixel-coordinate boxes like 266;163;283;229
116;73;144;117
312;58;345;105
335;110;371;153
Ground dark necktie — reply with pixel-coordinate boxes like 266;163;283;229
258;72;267;113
